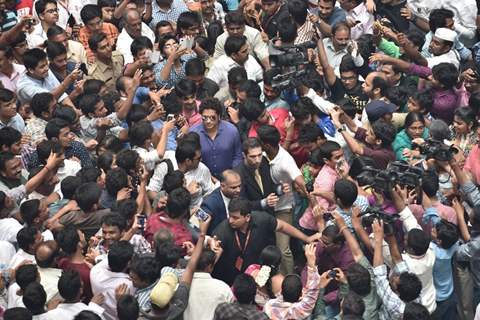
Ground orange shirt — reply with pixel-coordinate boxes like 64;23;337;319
78;22;119;60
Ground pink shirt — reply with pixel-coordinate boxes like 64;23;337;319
300;165;339;231
465;144;480;185
409;202;457;227
0;64;25;92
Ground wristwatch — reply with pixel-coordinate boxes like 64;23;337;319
337;126;345;133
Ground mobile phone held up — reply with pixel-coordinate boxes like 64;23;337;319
195;208;210;222
179;37;194;50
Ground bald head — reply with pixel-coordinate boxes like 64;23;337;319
35;240;58;268
363;72;389;99
124;9;142;38
220;170;242;199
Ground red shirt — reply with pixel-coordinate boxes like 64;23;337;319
16;0;33;17
248;109;289;142
58;257;93;303
145;211;193;247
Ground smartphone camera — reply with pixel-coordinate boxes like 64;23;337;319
328;270;337;279
166;114;175;122
195;208;210;222
274;184;284;197
137;215;146;234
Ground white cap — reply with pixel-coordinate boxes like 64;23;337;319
434;28;456;43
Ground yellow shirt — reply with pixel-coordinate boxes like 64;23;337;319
87;51;124;90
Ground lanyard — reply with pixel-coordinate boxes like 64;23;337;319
235;229;251;255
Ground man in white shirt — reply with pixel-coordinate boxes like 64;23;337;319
28;0;60;48
45;270;105;320
184;249;234;320
90;241;135;320
207;35;263;89
117;9;156;64
9;226;43;269
214;11;269;69
339;0;373;40
35;241;62;303
257;125;307;275
425;28;460;69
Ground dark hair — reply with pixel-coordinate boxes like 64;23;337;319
52;106;77;124
16;264;38;290
75;182;102;212
31;93;54;119
454;106;477;128
372;76;388;96
407;30;425;49
116;149;139;173
185;57;206;77
166;187;191;219
435;220;459;249
407;228;431;256
263;68;280;87
60;176;81;200
292;97;315;121
199;97;223;115
371;119;396;147
36;139;62;165
339;55;356;74
228;67;248;86
0;88;14;104
102;213;127;231
196;249;217;271
287;0;307;24
155;241;182;269
323;224;345;244
232;274;256;304
22;282;46;314
74;310;102;320
46;41;67;61
319;141;341;164
421;170;439;198
237;80;261;99
58;270;82;301
97;151;115;173
404;112;425;130
177;11;200;35
129;120;154;147
108;240;134;272
57;225;81;255
45;118;69;139
77;167;101;184
298;123;325;144
403;302;430;320
130;255;160;285
117;199;138;222
259;245;282;297
228;198;251;216
257;125;281;147
428;8;454;33
47;25;65;38
282;274;302;303
162;170;185;193
206;21;224;55
24;49;48;70
17;226;39;252
98;0;116;8
35;0;56;15
346;263;371;296
225;11;245;26
239;98;265;122
242;137;262;154
105;168;129;197
411;90;433;113
78;94;102;117
4;308;33;320
332;22;350;36
0;127;21;149
88;32;108;52
342;291;365;317
175;139;199;163
81;4;102;24
117;295;139;320
20;199;41;226
0;151;14;172
432;63;459;89
175;79;197;98
224;35;247;56
130;36;153;57
83;79;105;95
397;272;422;302
277;16;297;43
158;35;177;55
334;179;358;208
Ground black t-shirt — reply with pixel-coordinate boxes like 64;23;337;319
330;77;369;113
375;1;410;33
141;283;189;320
261;4;291;39
212;211;278;285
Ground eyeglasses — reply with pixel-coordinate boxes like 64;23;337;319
202;115;217;122
45;8;58;14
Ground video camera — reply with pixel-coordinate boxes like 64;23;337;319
269;41;317;91
360;206;399;235
412;139;458;162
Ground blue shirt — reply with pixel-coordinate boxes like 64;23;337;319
27;140;94;170
327;7;347;27
0;113;25;134
150;0;188;29
154;59;187;89
432;241;458;301
189;120;243;178
151;119;179;151
16;70;69;104
133;86;150;105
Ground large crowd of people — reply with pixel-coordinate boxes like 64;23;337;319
0;0;479;319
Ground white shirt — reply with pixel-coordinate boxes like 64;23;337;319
183;272;234;320
54;159;82;198
38;267;62;302
8;249;34;269
32;0;85;30
214;25;269;62
0;241;16;268
0;218;22;244
27;23;48;48
322;38;364;77
44;301;105;320
132;145;160;172
7;283;24;309
185;162;216;208
407;0;440;20
90;259;135;320
268;146;302;211
220;190;231;218
347;2;374;41
426;50;460;69
17;70;68;104
117;24;156;64
207;54;263;89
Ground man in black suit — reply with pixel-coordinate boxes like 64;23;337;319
234;138;288;215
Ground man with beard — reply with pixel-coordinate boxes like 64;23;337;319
309;0;347;36
317;34;368;113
